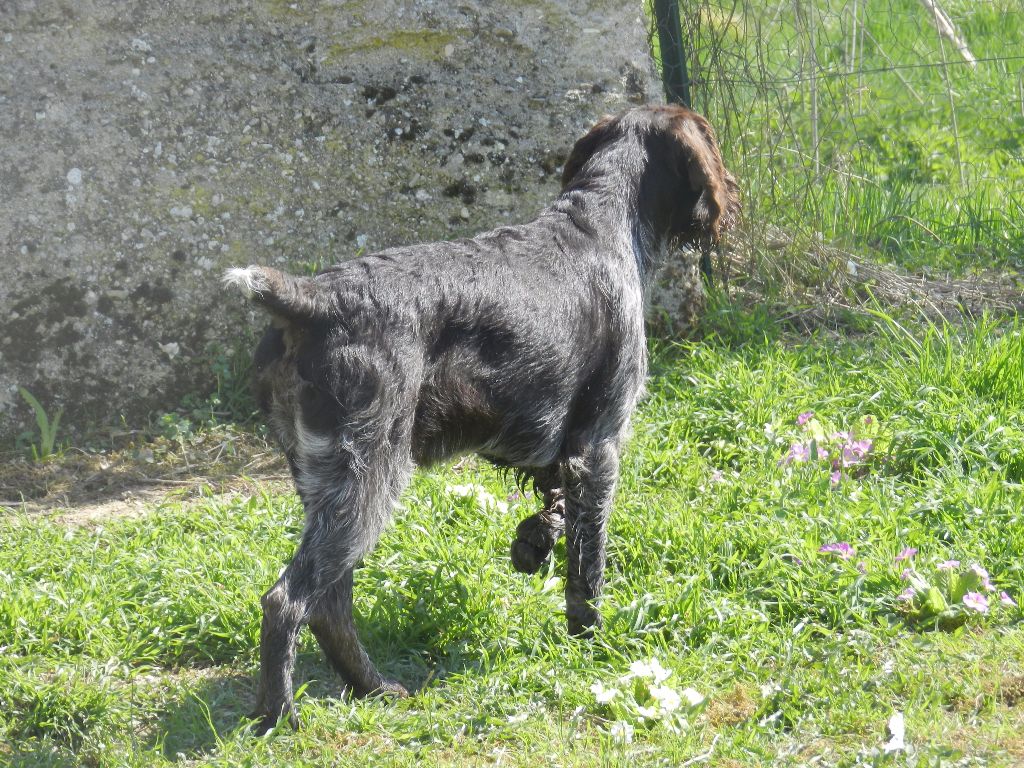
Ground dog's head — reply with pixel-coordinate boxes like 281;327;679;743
562;104;741;246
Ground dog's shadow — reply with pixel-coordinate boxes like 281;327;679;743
151;584;481;758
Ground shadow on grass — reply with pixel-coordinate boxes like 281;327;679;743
146;668;255;759
149;616;469;759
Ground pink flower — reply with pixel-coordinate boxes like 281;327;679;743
937;560;960;571
895;547;918;563
898;587;916;602
830;469;842;486
863;416;874;426
962;592;989;614
819;542;855;559
900;568;914;581
797;411;815;426
999;591;1017;608
710;469;725;483
780;442;809;466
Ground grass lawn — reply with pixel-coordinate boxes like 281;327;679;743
3;308;1022;767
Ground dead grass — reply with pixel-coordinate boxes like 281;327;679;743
714;225;1024;331
705;684;758;727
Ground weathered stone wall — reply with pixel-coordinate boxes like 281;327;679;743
0;0;661;443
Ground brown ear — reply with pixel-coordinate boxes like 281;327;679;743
671;112;741;241
561;115;619;188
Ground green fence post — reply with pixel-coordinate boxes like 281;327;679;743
653;1;713;283
653;0;691;108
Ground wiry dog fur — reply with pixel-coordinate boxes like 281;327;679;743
224;104;739;734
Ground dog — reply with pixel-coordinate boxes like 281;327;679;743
224;103;739;733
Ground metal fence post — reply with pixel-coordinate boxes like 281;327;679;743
653;0;714;282
654;0;691;107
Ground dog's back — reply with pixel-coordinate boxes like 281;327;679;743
226;208;647;472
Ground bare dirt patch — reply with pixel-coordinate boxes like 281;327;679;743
0;428;289;521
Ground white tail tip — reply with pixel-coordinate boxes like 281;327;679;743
222;266;269;298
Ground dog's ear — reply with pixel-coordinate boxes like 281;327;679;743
670;112;741;241
561;115;619;188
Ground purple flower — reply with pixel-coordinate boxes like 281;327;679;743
962;592;989;614
900;568;914;581
841;439;873;466
819;542;855;559
780;442;809;466
831;431;852;442
710;469;725;483
897;587;916;602
999;591;1017;608
863;415;874;426
895;547;918;563
797;411;815;426
830;469;842;486
857;561;867;574
937;560;960;571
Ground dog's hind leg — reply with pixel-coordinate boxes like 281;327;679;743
251;541;317;733
561;440;619;636
250;418;411;735
308;568;408;698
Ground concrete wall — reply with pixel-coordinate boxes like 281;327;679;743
0;0;660;443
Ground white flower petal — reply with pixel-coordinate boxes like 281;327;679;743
883;711;906;753
680;687;705;707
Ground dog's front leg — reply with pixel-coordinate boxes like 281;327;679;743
510;480;566;574
561;441;619;636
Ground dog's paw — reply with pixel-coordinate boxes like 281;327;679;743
566;605;602;638
247;707;298;736
374;679;410;699
510;512;561;573
511;538;551;573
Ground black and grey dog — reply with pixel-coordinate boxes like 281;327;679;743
224;104;739;733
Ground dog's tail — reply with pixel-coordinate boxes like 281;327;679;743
222;265;334;323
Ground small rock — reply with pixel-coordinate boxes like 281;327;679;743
130;38;152;53
159;342;180;359
459;207;470;220
169;205;192;219
66;168;83;185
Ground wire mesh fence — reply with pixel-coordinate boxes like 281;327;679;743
651;0;1024;290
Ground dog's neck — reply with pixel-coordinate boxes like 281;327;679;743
554;139;679;285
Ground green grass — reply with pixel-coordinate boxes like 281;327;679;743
671;0;1024;274
3;311;1023;766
